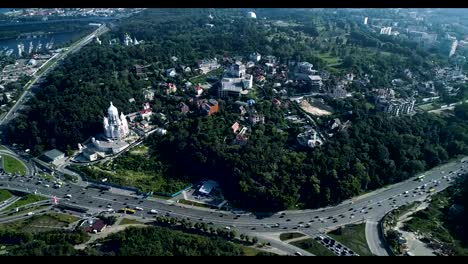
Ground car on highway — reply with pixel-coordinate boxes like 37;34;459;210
149;209;158;214
65;194;72;198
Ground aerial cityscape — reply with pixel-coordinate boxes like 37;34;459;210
0;8;468;256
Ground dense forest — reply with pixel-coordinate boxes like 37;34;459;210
138;100;468;211
94;226;244;256
0;229;89;256
0;224;250;256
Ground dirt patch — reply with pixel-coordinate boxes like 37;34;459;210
299;100;332;116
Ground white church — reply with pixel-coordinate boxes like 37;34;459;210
103;102;129;139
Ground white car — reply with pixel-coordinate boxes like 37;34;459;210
65;194;72;198
135;207;144;211
150;209;159;214
404;191;409;194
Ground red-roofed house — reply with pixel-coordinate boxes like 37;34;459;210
231;122;240;133
83;219;107;233
140;102;152;120
180;102;189;114
272;98;282;109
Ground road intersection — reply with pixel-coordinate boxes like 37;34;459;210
0;153;466;255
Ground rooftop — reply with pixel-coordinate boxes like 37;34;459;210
43;149;65;161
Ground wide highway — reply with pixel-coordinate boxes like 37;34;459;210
1;158;466;238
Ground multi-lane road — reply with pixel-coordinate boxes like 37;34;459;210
1;155;466;255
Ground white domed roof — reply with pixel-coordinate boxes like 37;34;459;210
247;11;256;19
108;102;119;116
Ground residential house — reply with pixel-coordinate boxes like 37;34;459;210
180;102;189;114
272;98;282;108
199;99;219;116
126;112;140;122
194;86;204;97
231;122;240;133
249;52;261;62
247;108;265;125
234;126;250;145
166;68;176;77
140;102;152;120
330;87;348;99
83;219;107;233
143;88;155;101
239;105;247;115
134;64;151;77
255;75;266;82
165;83;177;95
197;58;220;74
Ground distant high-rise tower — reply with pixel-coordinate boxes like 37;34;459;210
449;40;458;57
364;17;368;25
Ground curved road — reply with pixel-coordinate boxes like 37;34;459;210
0;149;33;176
0;155;466;255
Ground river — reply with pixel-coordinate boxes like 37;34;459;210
0;31;87;57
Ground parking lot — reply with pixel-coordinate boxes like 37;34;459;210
314;234;359;256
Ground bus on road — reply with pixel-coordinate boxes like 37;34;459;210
415;175;425;181
118;208;136;214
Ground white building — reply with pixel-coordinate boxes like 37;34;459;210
449;40;458;57
247;11;257;19
124;33;133;46
364;17;368;25
218;62;253;97
249;52;261;62
380;27;392;35
166;68;177;77
103;102;129;139
297;128;324;148
294;62;323;88
197;58;220;74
